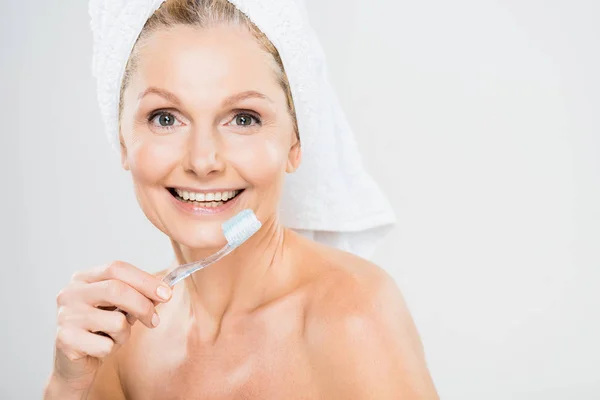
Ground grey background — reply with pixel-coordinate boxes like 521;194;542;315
1;0;599;399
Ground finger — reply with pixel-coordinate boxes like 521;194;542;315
97;305;138;326
57;279;156;328
63;298;139;325
56;327;115;360
60;306;132;346
68;279;159;328
72;261;172;303
56;285;141;326
89;310;131;346
125;312;138;325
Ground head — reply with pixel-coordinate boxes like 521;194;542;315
118;0;301;252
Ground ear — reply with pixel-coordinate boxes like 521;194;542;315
119;133;130;171
286;138;302;173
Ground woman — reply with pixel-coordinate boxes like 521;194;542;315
44;0;439;398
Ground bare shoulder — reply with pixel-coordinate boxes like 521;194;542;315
300;241;410;331
304;246;403;319
303;245;416;351
301;243;439;399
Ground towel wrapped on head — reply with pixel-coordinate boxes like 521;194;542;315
89;0;396;259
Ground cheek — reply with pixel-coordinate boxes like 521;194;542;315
227;136;288;186
127;139;180;184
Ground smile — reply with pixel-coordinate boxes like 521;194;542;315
168;188;244;208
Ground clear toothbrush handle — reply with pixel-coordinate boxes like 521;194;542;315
101;247;235;328
161;244;235;287
96;207;259;337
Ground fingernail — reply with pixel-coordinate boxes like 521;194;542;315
156;285;171;301
152;313;160;327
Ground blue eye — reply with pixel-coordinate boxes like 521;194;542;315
158;114;174;126
230;113;261;127
149;111;181;129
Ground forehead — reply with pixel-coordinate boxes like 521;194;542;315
128;24;283;103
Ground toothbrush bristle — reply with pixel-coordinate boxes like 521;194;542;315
222;209;262;248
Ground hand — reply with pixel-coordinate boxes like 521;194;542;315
49;261;172;394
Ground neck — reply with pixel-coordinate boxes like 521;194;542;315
168;216;293;324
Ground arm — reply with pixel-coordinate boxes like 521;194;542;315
45;261;171;400
43;353;125;400
43;376;89;400
306;268;439;399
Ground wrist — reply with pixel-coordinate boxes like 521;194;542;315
44;373;90;400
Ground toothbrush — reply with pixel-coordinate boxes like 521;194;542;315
98;209;261;332
161;209;262;287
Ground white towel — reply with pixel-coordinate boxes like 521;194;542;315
89;0;396;259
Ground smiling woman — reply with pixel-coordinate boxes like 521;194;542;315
118;20;301;252
43;0;438;399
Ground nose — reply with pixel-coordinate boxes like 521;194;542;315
182;127;226;178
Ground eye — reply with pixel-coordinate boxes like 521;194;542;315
229;112;261;127
149;111;183;130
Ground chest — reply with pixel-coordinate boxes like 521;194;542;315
122;308;319;399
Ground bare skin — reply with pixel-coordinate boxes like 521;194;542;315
86;231;437;399
45;23;438;399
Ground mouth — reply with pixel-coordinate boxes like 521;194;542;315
167;187;245;208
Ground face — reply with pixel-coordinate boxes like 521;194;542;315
119;24;301;251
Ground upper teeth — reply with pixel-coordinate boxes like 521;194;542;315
174;189;239;202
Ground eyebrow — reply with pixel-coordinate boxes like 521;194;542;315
137;87;273;108
137;87;181;105
221;90;274;108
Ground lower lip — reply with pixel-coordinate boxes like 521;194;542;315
168;190;243;216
